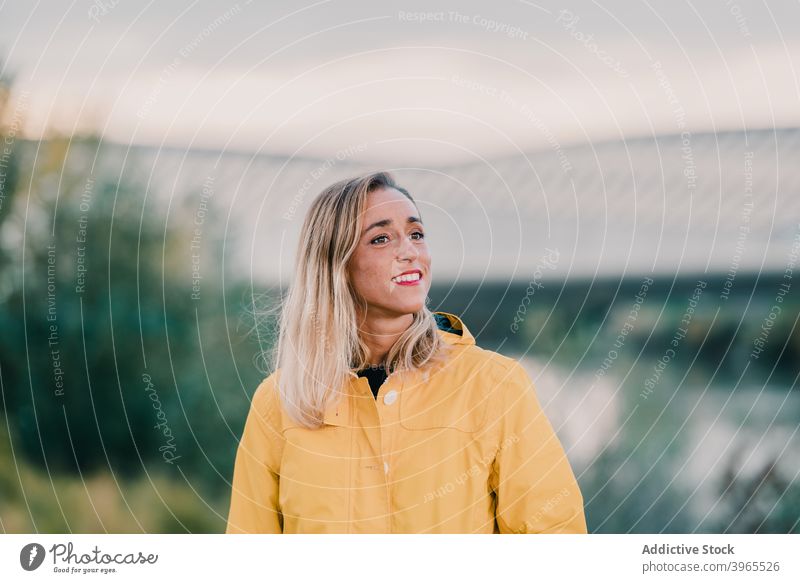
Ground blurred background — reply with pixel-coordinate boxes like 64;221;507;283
1;0;798;533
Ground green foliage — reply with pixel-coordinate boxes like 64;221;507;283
0;420;227;532
0;102;267;530
580;369;695;533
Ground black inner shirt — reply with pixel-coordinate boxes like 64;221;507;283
356;364;388;399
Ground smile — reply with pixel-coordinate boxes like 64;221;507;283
391;271;422;285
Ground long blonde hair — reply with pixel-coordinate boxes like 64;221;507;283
271;171;449;428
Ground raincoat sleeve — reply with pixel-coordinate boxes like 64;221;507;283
489;361;588;534
226;379;284;534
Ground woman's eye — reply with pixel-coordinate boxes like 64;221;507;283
370;231;424;245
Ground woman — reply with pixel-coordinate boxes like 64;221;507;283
226;171;587;534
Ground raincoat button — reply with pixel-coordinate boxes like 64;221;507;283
383;390;398;405
383;461;390;474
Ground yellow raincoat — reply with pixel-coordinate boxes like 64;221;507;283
226;312;588;533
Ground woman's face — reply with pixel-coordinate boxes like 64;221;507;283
347;187;431;319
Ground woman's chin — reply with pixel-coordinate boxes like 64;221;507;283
386;299;426;316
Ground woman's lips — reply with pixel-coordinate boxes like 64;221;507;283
393;277;421;286
391;271;423;286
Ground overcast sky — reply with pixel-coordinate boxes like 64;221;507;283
2;0;799;164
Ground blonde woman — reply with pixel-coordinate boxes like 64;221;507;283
226;171;587;534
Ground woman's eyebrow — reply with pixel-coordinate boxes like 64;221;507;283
362;216;422;236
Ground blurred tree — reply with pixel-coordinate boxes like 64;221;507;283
0;61;21;283
0;64;266;513
1;133;189;476
713;453;800;533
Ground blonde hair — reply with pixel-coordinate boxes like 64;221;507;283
270;171;450;428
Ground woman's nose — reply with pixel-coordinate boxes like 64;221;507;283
396;235;419;261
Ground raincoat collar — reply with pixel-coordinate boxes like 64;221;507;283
433;311;475;346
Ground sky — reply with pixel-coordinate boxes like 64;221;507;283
1;0;799;165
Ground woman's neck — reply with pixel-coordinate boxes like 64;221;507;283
356;311;413;365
